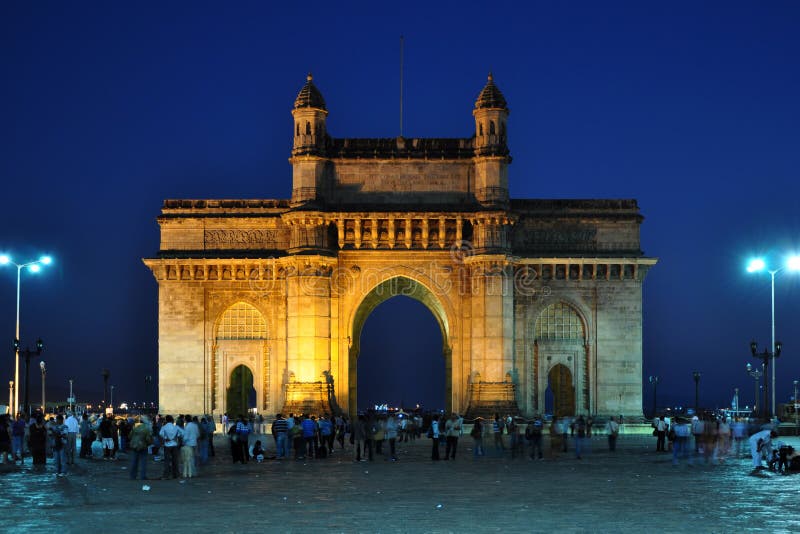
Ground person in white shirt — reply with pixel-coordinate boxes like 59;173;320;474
64;412;80;465
181;415;200;478
749;429;777;469
158;415;184;480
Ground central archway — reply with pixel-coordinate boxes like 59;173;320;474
348;276;452;415
357;296;444;411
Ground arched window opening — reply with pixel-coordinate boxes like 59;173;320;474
535;302;584;341
217;302;267;340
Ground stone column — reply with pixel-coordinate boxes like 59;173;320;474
285;257;332;386
388;217;396;249
157;282;206;415
467;256;514;382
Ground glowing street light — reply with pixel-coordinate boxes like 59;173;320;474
746;254;800;417
40;361;46;413
0;254;54;416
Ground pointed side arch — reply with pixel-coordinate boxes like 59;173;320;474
532;300;591;415
213;301;269;414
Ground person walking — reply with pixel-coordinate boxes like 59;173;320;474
471;418;485;457
50;414;68;477
430;415;441;461
28;415;47;467
492;413;505;453
181;415;200;478
64;412;79;465
128;415;153;480
605;416;619;452
272;413;289;459
11;414;25;463
444;413;460;460
527;415;544;459
385;414;398;461
352;414;367;462
653;415;667;452
671;417;691;465
158;415;183;479
573;415;587;459
235;415;251;463
0;415;12;464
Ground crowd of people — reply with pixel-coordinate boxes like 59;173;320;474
650;413;794;471
2;408;795;481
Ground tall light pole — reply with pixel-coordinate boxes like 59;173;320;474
110;385;114;412
648;375;659;418
102;368;110;408
0;254;53;416
39;361;46;413
750;340;781;420
747;255;800;417
69;379;74;413
794;379;799;436
144;375;153;410
692;371;701;414
746;362;762;418
17;338;43;416
7;381;12;414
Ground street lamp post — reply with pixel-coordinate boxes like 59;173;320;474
7;381;12;414
69;379;74;413
0;254;53;416
110;385;114;412
693;372;701;414
747;256;800;418
649;375;659;418
15;338;43;416
750;340;781;420
102;369;110;410
145;375;153;410
746;362;762;418
794;380;799;436
39;361;46;413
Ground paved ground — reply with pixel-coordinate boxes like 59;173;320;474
1;433;799;533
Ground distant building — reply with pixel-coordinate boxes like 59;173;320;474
144;74;656;420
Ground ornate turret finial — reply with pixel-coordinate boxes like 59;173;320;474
294;72;327;111
475;72;507;110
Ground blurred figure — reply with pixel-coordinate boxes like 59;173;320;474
749;429;778;470
605;416;619;452
471;418;485;457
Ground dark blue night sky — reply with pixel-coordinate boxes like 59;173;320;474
2;1;799;412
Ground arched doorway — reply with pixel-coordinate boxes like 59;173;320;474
548;364;575;417
533;301;589;415
348;276;451;415
357;295;444;411
227;365;256;417
214;302;268;415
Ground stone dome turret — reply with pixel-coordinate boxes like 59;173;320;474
474;73;507;110
294;73;327;111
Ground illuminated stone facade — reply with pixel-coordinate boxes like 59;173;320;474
144;74;656;419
